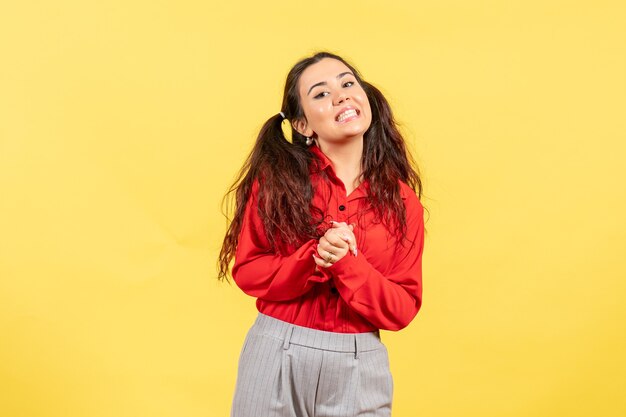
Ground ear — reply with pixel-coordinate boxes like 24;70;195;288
292;118;314;137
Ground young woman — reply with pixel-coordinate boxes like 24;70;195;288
219;51;426;417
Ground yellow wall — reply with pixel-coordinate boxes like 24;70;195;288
1;1;625;416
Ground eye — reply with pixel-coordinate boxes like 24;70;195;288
343;81;355;88
314;91;330;99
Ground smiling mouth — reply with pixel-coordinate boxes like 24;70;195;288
336;109;359;122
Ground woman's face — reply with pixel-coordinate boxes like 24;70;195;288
294;58;372;146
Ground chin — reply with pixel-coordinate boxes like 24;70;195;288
342;125;369;138
338;132;367;143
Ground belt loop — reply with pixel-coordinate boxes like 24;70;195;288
354;335;359;359
283;325;294;350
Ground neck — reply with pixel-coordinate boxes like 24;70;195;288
317;137;364;195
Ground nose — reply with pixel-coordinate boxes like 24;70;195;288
333;92;349;106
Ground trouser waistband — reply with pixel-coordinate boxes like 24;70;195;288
251;313;383;359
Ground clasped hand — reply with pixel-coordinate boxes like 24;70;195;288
313;221;358;269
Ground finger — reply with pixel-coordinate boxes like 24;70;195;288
331;231;355;253
337;231;353;244
317;243;340;261
326;224;357;254
330;222;354;236
335;238;356;257
332;223;357;256
324;232;349;249
313;254;332;268
322;246;336;259
324;252;334;263
331;221;352;234
319;237;343;253
318;239;337;253
327;227;357;255
318;242;347;264
316;243;326;258
324;228;354;244
330;220;348;229
313;254;327;268
347;241;357;257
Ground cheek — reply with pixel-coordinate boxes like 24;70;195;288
355;92;371;115
359;97;372;124
312;103;328;116
307;103;331;125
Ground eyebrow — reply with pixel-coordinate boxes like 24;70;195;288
307;71;354;96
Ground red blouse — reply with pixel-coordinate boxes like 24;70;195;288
232;145;425;333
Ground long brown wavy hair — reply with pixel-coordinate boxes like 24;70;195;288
218;51;424;281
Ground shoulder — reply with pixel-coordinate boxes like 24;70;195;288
399;180;421;204
398;180;424;215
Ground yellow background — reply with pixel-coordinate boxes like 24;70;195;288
1;1;625;416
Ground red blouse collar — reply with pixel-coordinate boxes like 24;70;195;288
308;145;370;199
309;144;332;172
309;145;409;200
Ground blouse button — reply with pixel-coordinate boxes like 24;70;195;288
338;205;346;211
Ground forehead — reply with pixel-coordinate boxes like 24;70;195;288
298;58;353;93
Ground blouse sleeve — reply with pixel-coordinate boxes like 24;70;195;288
328;186;425;331
231;181;330;301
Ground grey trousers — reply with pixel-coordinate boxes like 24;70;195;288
231;313;393;417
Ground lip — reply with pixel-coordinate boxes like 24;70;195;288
334;106;360;123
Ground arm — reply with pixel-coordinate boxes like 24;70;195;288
329;190;425;331
231;181;329;301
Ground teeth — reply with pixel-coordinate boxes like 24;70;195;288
337;109;357;122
